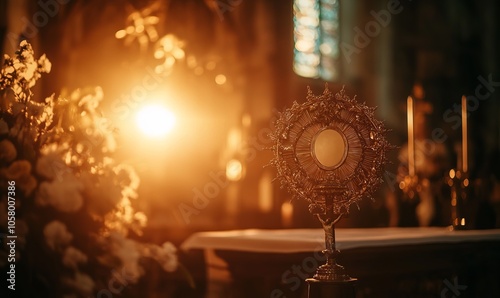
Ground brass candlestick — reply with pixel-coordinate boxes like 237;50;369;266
399;174;421;200
446;169;469;230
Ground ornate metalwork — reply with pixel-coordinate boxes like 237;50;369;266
270;85;391;282
446;169;469;230
271;85;390;213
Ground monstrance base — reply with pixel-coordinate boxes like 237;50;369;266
306;278;357;298
313;263;350;281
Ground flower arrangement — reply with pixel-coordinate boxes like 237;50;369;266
0;41;177;297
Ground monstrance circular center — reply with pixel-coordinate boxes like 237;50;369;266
312;129;347;170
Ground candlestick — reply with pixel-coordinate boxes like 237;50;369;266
407;96;415;176
461;95;468;173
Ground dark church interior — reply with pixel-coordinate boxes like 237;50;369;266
0;0;499;297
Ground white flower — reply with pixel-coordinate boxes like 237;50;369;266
3;160;30;179
38;54;52;73
62;246;88;269
133;212;147;227
37;173;84;212
26;95;54;126
142;242;178;272
3;65;14;74
114;164;140;199
19;40;29;48
36;150;70;180
84;172;122;216
108;232;143;282
11;102;25;116
159;242;178;272
43;220;73;251
154;34;185;73
0;139;17;163
0;119;9;135
96;118;117;153
78;86;103;111
63;272;94;296
2;160;37;196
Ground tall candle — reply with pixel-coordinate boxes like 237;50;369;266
407;96;415;176
461;95;468;173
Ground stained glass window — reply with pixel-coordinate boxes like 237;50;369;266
293;0;340;81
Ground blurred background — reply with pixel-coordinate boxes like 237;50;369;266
1;0;499;254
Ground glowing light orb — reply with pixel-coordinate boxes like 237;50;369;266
136;105;176;137
226;159;243;181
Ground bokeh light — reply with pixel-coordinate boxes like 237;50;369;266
136;104;176;137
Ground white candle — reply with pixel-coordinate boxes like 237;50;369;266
407;96;415;176
461;95;468;173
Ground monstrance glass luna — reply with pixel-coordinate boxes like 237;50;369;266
271;86;391;294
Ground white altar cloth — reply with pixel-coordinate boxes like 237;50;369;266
181;227;500;253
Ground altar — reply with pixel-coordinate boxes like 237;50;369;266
182;228;500;298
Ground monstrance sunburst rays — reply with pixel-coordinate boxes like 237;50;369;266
271;85;391;215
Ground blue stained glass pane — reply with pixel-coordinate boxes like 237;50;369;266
293;0;320;78
294;0;340;81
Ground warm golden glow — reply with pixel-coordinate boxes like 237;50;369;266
399;181;405;189
242;113;252;127
115;30;127;39
407;96;415;176
226;159;243;181
281;201;294;227
227;128;242;152
258;171;273;213
136;104;176;137
215;74;227;85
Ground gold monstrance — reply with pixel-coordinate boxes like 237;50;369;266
271;86;391;297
